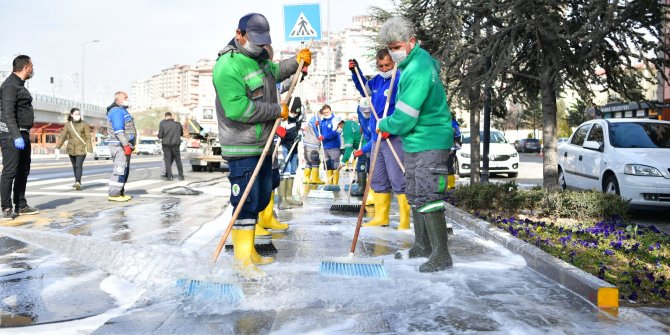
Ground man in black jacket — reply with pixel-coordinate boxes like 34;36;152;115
158;112;184;181
0;55;39;220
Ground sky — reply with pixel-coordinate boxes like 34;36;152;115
0;0;394;106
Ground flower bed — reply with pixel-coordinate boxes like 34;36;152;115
446;182;669;306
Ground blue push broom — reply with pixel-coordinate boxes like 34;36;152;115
178;50;309;300
320;66;397;278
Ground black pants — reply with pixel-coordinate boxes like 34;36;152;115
69;155;86;183
0;132;31;211
162;144;183;178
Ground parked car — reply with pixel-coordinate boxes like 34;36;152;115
93;141;111;160
557;118;670;208
514;138;542;153
135;137;162;155
456;129;519;178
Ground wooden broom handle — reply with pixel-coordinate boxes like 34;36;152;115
350;66;397;254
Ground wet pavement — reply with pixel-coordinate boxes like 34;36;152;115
1;171;669;334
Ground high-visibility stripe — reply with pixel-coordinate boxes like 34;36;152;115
396;100;419;118
244;69;264;81
222;146;264;155
241;101;255;121
418;201;444;213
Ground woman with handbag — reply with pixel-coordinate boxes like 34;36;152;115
55;108;93;190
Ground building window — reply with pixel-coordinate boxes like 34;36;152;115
45;134;58;144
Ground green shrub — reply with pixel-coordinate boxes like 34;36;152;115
450;182;630;221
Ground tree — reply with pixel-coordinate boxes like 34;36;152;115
520;99;543;139
398;0;670;188
566;99;591;129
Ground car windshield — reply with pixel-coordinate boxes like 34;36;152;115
609;122;670;149
462;131;507;144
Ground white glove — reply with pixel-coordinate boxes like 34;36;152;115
55;148;60;160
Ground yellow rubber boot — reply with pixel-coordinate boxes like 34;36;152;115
310;167;325;184
326;170;334;185
258;192;289;231
231;229;264;272
255;224;272;238
303;168;311;184
363;192;391;227
397;193;411;230
365;189;376;206
447;175;456;189
333;169;340;185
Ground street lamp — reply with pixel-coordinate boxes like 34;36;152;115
82;39;100;111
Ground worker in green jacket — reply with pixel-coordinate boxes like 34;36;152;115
377;16;454;273
213;13;311;273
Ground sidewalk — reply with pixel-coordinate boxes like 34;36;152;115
88;186;669;334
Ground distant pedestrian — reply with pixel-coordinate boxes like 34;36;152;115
158;114;169;178
106;91;136;202
157;112;184;181
55;108;93;190
317;104;342;187
0;55;39;220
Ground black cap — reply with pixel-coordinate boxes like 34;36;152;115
238;13;272;45
290;97;302;114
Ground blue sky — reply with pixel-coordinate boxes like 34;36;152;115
0;0;393;105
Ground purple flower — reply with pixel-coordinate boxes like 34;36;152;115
604;249;614;256
632;276;642;287
646;272;655;282
629;291;638;301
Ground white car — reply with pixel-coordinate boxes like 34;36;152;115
135;138;162;155
456;129;519;178
557;118;670;208
93;141;111;160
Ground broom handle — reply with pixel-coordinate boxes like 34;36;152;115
280;133;300;174
353;67;405;173
350;66;397;254
211;55;308;265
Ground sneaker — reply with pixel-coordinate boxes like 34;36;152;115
73;182;81;190
0;208;13;221
17;206;40;215
108;195;131;202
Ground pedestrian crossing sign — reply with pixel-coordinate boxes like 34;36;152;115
283;4;321;42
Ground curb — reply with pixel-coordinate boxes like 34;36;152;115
444;202;619;309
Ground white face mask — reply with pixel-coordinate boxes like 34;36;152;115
243;40;264;57
122;100;131;108
73;115;81;122
389;49;408;64
380;69;394;79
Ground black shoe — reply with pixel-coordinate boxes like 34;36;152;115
1;208;13;221
178;176;185;181
17;206;40;215
163;177;173;181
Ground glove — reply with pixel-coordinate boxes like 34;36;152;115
381;132;391;140
276;126;286;139
314;120;319;126
318;135;324;141
280;103;289;120
14;137;25;150
123;145;132;156
296;48;312;66
354;149;364;158
348;59;359;73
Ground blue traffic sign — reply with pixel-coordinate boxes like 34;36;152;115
283;4;321;42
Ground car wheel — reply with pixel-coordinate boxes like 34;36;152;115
558;169;567;191
94;157;99;160
604;174;620;196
